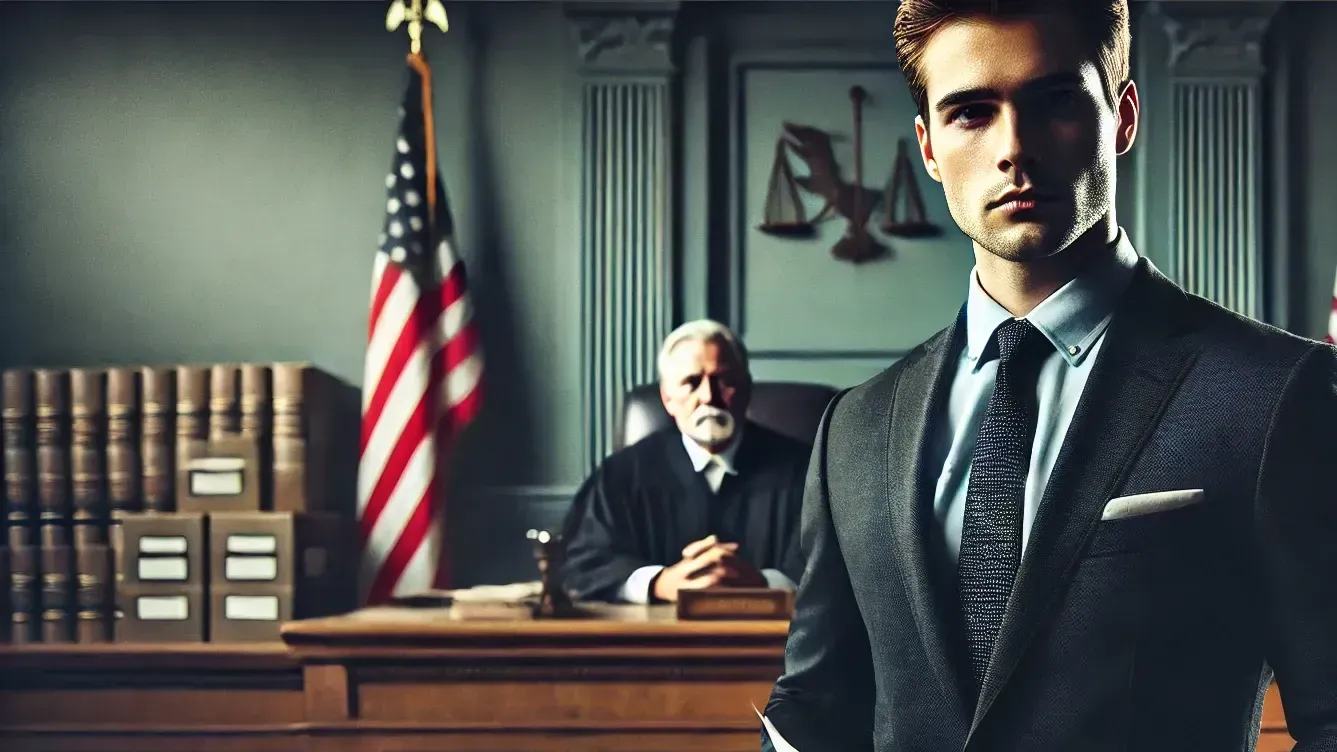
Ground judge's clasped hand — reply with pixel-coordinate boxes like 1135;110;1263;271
652;534;767;602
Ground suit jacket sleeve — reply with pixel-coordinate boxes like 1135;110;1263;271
762;390;875;751
1256;342;1337;749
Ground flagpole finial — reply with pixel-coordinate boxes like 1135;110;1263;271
386;0;449;55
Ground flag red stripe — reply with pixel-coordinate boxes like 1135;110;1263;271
441;262;467;310
443;382;482;432
442;321;481;376
368;262;403;336
365;477;437;604
361;296;439;453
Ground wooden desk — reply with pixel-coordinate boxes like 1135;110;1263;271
281;604;788;751
0;642;304;751
0;606;1297;752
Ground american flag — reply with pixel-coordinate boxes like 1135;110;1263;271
358;53;483;605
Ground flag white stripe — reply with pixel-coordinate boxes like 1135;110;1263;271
363;273;422;407
440;294;471;342
444;353;483;410
358;343;432;507
392;508;442;599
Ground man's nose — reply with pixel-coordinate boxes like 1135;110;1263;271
994;107;1040;175
698;377;716;404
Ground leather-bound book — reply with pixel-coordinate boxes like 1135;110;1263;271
173;366;209;512
240;364;272;508
140;367;176;513
8;545;37;643
3;370;36;531
40;542;72;643
271;363;343;513
105;368;140;515
34;369;70;529
74;543;112;643
69;368;108;544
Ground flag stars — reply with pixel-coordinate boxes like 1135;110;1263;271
391;246;407;263
385;173;396;188
400;162;415;180
397;137;410;154
409;216;423;232
405;190;420;207
387;197;401;213
389;221;404;238
377;232;388;246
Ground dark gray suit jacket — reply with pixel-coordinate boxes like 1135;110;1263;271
763;259;1337;751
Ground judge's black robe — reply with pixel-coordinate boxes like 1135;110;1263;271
559;422;813;603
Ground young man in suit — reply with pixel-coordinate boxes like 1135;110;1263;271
761;1;1337;751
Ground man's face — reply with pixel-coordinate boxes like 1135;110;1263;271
660;337;750;450
913;13;1138;261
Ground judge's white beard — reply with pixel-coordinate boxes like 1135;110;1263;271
684;406;736;449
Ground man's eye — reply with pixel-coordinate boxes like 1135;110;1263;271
1048;89;1079;108
950;105;990;126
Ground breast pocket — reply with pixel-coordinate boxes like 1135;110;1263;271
1083;499;1211;559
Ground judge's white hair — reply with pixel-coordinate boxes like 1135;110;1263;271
656;319;750;384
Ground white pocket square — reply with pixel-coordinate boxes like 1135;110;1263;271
1101;489;1205;521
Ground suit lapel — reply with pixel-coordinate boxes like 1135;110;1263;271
966;260;1201;740
887;310;972;731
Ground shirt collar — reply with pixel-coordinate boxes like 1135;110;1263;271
681;424;745;475
965;227;1139;372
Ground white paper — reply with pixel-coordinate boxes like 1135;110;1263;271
753;704;801;752
445;581;542;603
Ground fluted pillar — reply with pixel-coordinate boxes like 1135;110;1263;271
1155;2;1278;320
566;3;680;468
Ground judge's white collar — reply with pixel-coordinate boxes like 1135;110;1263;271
681;425;744;476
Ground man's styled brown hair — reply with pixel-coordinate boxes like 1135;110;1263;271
893;0;1132;121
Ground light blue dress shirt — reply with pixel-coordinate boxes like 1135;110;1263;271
931;230;1140;565
619;427;796;604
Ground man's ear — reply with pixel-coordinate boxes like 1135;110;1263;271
1114;79;1139;156
915;116;941;183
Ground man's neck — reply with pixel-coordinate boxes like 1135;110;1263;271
973;214;1119;318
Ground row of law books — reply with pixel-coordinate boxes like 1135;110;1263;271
1;361;359;643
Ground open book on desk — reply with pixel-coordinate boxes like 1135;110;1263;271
754;703;802;752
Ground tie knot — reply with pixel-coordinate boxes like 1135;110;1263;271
993;318;1048;366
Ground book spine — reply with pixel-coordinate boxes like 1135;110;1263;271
74;543;112;643
69;368;108;541
40;537;72;643
35;369;70;532
106;368;140;515
271;364;307;512
240;364;272;509
173;367;209;510
3;370;36;530
209;364;240;439
140;367;176;513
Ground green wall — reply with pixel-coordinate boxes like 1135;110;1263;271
0;0;1330;585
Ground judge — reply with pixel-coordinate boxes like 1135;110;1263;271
560;320;813;604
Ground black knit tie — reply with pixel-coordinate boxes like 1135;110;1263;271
958;317;1050;691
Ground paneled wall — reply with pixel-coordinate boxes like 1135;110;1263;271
0;0;1329;585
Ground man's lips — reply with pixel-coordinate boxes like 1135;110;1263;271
990;192;1055;213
